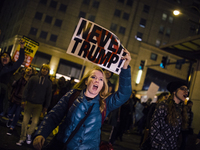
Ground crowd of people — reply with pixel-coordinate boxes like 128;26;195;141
0;42;199;150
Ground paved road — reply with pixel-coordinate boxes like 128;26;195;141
0;116;141;150
0;116;199;150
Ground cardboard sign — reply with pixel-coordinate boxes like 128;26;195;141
66;18;126;75
146;82;159;100
13;36;39;67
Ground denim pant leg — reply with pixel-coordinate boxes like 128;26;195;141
20;102;33;141
7;103;17;119
27;103;42;135
10;104;23;129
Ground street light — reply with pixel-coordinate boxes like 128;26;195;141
173;10;180;16
173;7;200;34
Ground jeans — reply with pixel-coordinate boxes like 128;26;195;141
7;103;23;129
20;101;42;141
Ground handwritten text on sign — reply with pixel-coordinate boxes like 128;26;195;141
66;18;126;74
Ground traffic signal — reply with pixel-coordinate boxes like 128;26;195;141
139;60;145;70
160;56;168;68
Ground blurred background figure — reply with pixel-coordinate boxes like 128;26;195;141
48;76;68;111
103;69;115;94
0;41;25;118
6;66;34;136
140;92;169;148
180;100;194;150
65;77;76;93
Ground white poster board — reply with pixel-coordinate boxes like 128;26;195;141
66;18;126;75
146;82;159;101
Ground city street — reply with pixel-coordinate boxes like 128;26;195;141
0;116;199;150
0;116;141;150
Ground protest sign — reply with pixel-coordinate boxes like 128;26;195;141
13;36;39;67
146;82;159;101
66;18;126;74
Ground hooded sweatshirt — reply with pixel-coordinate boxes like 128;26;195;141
22;66;52;109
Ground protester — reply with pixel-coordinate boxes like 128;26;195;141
48;76;68;111
140;92;169;148
150;81;189;150
6;66;34;135
180;100;194;150
104;69;115;93
0;40;25;117
196;131;200;145
65;77;76;93
16;64;52;146
32;49;131;150
109;94;134;144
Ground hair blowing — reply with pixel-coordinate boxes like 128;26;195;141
167;94;188;129
73;66;109;113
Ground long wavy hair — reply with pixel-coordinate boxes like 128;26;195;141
167;93;188;129
73;66;109;113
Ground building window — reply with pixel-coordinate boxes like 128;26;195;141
135;32;143;41
40;31;48;39
29;27;38;35
162;13;167;21
31;51;51;67
92;1;99;8
59;4;67;12
155;39;161;47
119;26;126;34
190;24;196;34
110;23;117;31
143;5;150;13
54;19;62;27
123;13;129;20
34;12;43;20
168;16;173;23
175;60;182;69
57;59;83;79
88;15;95;22
7;45;13;54
83;0;90;5
45;15;53;24
50;34;57;42
140;18;146;28
40;0;47;5
114;9;121;17
165;28;170;36
159;25;164;34
126;0;133;6
50;0;57;9
150;53;157;61
118;0;125;3
79;11;86;18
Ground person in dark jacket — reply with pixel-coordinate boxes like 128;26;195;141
32;49;132;150
196;131;200;145
6;66;34;135
16;64;52;146
0;40;25;117
180;100;194;150
150;81;189;150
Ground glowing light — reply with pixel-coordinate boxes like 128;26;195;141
55;73;80;83
136;70;142;84
173;10;180;16
50;69;54;75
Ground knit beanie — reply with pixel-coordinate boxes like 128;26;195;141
167;81;188;94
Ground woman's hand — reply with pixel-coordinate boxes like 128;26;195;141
19;40;25;49
33;135;45;150
122;49;131;69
